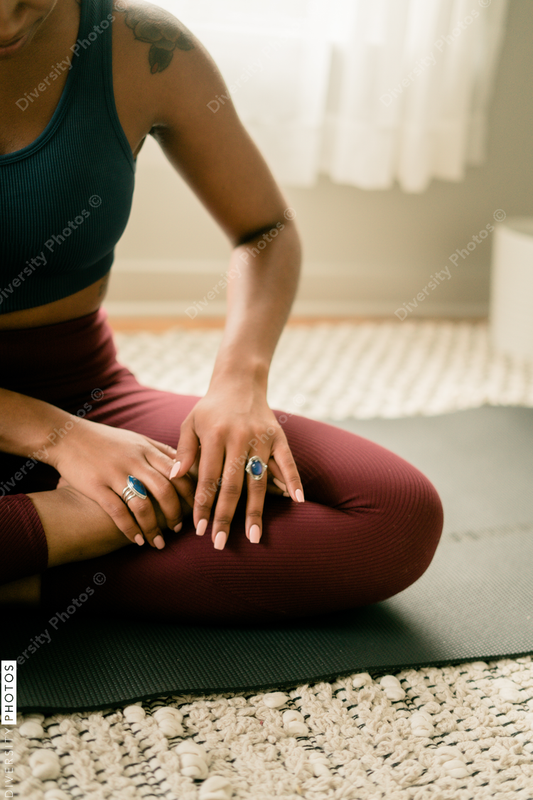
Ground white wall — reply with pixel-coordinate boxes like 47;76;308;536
106;0;533;319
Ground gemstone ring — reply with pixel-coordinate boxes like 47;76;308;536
245;455;268;481
122;475;148;504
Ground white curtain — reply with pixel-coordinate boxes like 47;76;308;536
160;0;510;193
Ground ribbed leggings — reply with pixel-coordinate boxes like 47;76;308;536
0;309;443;623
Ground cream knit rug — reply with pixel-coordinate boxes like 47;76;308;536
8;320;533;800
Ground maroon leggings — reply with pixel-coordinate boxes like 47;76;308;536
0;309;443;623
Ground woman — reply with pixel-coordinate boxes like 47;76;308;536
0;0;443;622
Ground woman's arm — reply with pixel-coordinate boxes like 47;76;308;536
209;220;302;395
0;387;80;461
0;387;195;547
121;3;306;547
177;220;304;548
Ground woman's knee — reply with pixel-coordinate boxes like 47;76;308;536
365;464;444;603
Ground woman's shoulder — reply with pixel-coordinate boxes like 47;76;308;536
109;1;288;249
110;0;209;140
112;0;195;75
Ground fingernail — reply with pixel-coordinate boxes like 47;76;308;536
196;518;208;536
273;477;287;492
214;531;227;550
153;535;166;549
283;491;290;497
169;461;181;480
249;524;261;543
174;522;183;532
134;534;145;546
295;489;305;503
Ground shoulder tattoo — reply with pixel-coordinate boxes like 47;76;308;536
114;2;195;73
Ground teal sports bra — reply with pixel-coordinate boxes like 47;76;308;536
0;0;136;314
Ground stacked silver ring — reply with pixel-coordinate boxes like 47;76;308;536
122;475;148;504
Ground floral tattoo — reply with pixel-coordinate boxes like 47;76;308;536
121;4;195;73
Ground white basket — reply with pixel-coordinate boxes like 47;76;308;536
489;217;533;361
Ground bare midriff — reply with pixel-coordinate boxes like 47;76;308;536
0;272;109;330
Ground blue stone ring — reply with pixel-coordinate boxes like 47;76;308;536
245;455;268;481
122;475;148;504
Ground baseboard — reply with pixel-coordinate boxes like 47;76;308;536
106;258;488;319
104;300;488;319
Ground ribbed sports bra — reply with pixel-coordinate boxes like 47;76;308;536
0;0;136;314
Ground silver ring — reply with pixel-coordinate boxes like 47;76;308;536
245;455;268;481
121;475;148;504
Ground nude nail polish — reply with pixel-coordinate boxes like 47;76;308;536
214;531;227;550
174;522;183;532
273;477;287;492
169;461;181;479
153;535;165;550
134;534;145;546
295;489;305;503
249;524;261;543
196;518;208;536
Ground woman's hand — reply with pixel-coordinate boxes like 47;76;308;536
172;384;305;549
50;418;197;548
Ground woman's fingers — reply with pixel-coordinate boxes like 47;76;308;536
142;439;198;531
270;437;305;503
133;466;184;542
106;461;186;549
195;443;302;550
122;491;166;548
146;437;178;460
193;440;225;540
96;485;150;545
119;441;200;547
265;459;291;496
166;457;197;518
264;456;290;493
50;420;197;548
170;404;304;550
207;447;248;550
173;423;201;481
169;472;196;518
243;454;269;543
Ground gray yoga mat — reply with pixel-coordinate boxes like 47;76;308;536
6;405;533;713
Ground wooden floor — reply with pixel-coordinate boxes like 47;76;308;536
108;315;488;332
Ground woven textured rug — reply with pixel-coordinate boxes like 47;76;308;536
8;319;533;800
112;319;533;419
